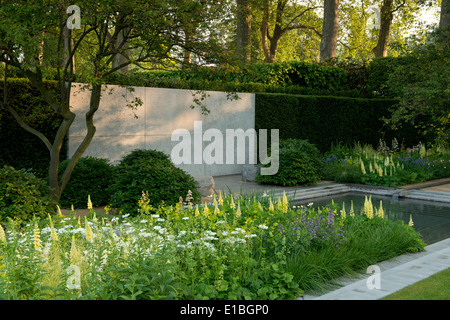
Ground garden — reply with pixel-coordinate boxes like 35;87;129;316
0;184;425;300
0;0;449;302
0;145;431;300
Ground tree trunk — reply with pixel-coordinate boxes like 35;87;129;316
112;27;130;73
372;0;393;58
320;0;339;62
236;0;252;63
260;0;283;63
440;0;450;30
183;28;195;66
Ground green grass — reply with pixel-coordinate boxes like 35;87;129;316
381;268;450;300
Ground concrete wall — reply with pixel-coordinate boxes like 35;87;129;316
68;84;255;176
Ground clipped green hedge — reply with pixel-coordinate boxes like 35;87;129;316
0;78;65;178
255;93;422;152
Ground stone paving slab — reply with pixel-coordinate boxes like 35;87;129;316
301;238;450;300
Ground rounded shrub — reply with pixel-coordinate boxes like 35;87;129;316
0;166;56;223
256;139;324;186
109;149;201;216
58;156;116;209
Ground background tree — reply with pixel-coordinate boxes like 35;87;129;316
320;0;339;61
257;0;322;63
440;0;450;29
236;0;253;63
0;0;229;205
384;28;450;146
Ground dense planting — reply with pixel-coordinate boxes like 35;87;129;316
322;141;450;187
0;191;425;300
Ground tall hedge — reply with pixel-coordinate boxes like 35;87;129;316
254;93;422;152
0;78;66;178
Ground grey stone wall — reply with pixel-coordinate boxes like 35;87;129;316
68;84;255;177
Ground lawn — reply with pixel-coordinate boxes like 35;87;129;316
381;268;450;300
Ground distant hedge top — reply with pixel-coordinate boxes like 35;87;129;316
1;58;398;99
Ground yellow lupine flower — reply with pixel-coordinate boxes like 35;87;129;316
340;202;346;219
361;161;366;174
229;196;236;209
57;204;63;217
377;201;384;218
218;191;224;206
236;201;241;218
195;205;200;217
70;235;81;266
48;214;59;242
87;195;93;210
277;197;283;210
203;202;210;216
350;200;355;217
34;223;42;251
0;223;6;244
409;215;414;226
85;217;93;242
214;203;220;215
364;196;374;219
269;198;274;211
282;192;289;213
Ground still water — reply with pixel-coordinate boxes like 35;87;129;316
294;192;450;245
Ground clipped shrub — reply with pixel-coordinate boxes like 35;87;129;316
256;139;324;186
118;148;171;166
0;166;56;223
109;149;201;216
58;156;116;209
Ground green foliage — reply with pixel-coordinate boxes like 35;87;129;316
0;192;425;300
323;142;450;187
0;166;56;223
384;29;450;146
58;157;117;209
0;78;65;179
254;92;421;152
256;139;323;186
108;149;201;215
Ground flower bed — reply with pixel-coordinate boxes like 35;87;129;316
323;142;450;187
0;191;425;300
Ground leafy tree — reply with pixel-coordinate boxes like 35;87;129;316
0;0;229;206
256;0;322;63
384;28;450;146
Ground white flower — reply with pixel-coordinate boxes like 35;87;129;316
182;217;189;220
153;226;162;231
178;231;187;237
152;214;160;218
157;218;165;222
140;220;148;223
258;224;268;230
307;202;314;207
122;213;130;218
